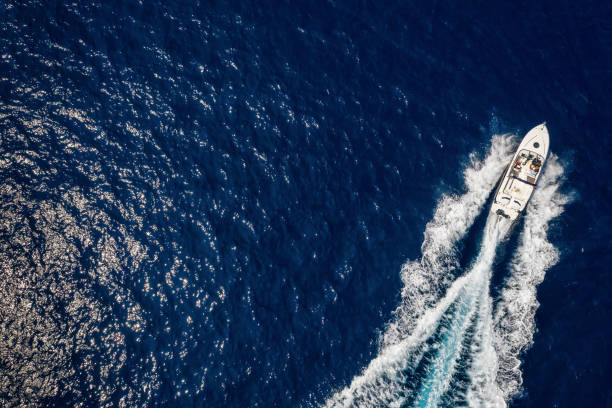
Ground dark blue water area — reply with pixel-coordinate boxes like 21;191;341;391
0;0;610;406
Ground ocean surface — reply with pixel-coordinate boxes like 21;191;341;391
0;0;610;407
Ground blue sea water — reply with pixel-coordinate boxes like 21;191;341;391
0;0;610;407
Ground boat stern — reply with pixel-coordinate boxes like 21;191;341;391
490;200;520;221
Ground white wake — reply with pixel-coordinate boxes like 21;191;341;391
492;155;570;400
323;135;569;408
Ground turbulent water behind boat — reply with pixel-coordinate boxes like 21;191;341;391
324;135;570;407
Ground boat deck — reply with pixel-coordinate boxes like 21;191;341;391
509;149;543;185
498;149;544;210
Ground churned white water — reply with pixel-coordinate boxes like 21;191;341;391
492;154;570;400
324;135;570;408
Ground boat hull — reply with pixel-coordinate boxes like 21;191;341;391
490;123;550;220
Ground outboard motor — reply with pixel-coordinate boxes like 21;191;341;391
496;209;510;219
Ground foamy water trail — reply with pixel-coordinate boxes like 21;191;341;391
382;135;516;348
413;286;478;407
463;218;509;408
414;216;510;408
493;154;571;400
323;135;516;407
323;135;569;408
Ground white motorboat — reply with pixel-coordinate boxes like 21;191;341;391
491;123;550;220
